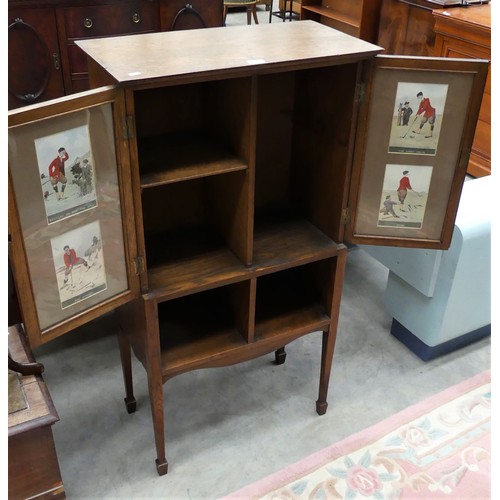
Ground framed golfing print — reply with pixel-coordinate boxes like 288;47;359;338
50;221;107;310
35;124;98;224
8;88;140;346
346;56;488;248
388;82;448;156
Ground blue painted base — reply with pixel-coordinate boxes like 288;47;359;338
390;319;491;362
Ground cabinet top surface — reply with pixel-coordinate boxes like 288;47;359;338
433;4;490;28
77;21;382;85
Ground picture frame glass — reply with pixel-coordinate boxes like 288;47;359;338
9;103;129;330
353;64;474;241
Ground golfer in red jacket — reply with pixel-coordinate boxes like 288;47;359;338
397;170;413;205
414;92;436;138
49;147;69;200
63;245;88;284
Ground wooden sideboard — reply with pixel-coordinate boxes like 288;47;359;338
8;0;223;109
433;4;491;176
377;0;489;57
8;324;65;499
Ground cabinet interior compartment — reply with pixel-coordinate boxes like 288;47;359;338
157;281;253;378
133;77;253;188
254;64;358;244
142;172;252;298
254;258;335;341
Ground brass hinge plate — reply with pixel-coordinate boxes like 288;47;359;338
355;82;365;104
123;115;135;140
341;208;351;225
134;256;144;275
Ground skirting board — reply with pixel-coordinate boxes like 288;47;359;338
390;318;491;361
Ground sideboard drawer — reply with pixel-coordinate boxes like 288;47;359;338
58;1;160;94
62;1;159;40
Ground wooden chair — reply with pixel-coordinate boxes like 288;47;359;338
256;0;272;11
223;0;259;25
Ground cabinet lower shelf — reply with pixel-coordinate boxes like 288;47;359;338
156;260;332;380
145;217;341;301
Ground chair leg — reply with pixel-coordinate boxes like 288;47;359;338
252;5;259;24
246;6;252;25
223;5;228;26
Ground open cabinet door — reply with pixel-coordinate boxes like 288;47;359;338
345;55;488;250
8;87;140;347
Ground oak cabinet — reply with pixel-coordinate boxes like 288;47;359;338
8;21;488;475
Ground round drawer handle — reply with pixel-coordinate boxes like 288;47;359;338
83;18;93;29
132;13;141;24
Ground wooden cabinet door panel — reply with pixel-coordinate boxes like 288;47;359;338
8;8;66;109
346;55;488;249
8;87;140;347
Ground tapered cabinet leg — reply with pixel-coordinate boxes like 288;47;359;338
148;370;168;475
144;299;169;476
316;249;347;416
156;458;169;476
274;346;286;365
117;330;136;414
316;330;331;415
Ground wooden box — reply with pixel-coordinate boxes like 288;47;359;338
8;324;65;499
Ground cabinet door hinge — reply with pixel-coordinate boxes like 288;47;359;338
341;208;351;225
355;82;365;104
123;115;135;140
133;256;145;275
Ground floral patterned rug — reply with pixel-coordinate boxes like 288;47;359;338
223;370;490;499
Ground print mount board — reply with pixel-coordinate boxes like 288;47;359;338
8;88;139;346
345;56;488;249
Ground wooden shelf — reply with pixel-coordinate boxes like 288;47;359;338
158;287;247;378
253;216;340;274
138;132;248;188
255;305;330;341
254;261;331;338
157;262;332;380
145;227;247;301
145;217;340;301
